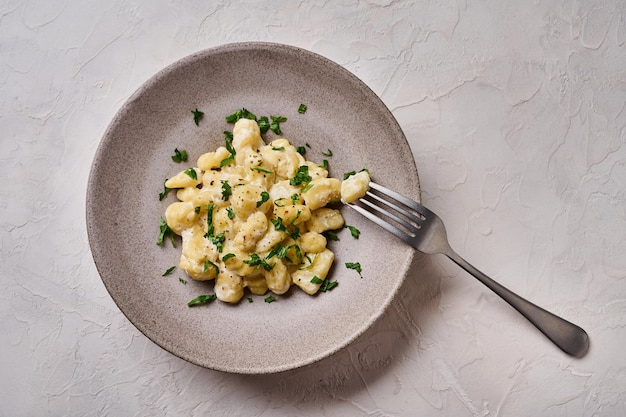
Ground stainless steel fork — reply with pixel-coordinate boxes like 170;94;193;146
345;181;590;357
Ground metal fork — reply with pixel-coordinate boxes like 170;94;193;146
345;181;590;357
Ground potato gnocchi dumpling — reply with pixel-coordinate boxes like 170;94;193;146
164;118;369;303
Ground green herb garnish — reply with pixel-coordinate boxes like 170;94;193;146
159;179;171;201
222;253;236;262
226;108;256;123
320;279;338;292
345;262;362;277
271;146;285;151
157;217;175;247
179;277;187;285
310;276;323;284
290;165;311;186
243;253;274;271
258;116;270;133
264;295;276;303
191;108;204;126
298;104;307;114
270;217;300;240
266;243;301;263
319;159;328;169
343;171;356;180
194;206;201;214
296;146;306;156
270;115;287;135
322;149;333;157
290;193;300;204
209;232;225;252
256;191;270;207
221;180;232;201
184;168;197;180
171;148;188;163
251;167;273;174
203;259;219;275
323;230;339;241
219;132;236;167
300;183;314;193
187;293;217;307
203;204;215;238
291;210;302;225
345;225;360;239
247;297;253;303
162;266;176;276
226;207;235;219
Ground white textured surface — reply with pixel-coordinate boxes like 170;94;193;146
1;0;625;415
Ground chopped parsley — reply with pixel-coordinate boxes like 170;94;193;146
310;276;323;284
345;262;362;277
203;204;216;238
243;253;274;271
290;165;312;186
271;217;300;240
343;171;356;180
251;166;273;174
258;116;270;133
226;108;256;123
344;168;369;179
157;218;175;247
159;179;171;201
219;131;236;167
311;275;338;292
203;259;219;275
179;277;187;285
264;295;276;303
226;207;235;219
296;146;306;156
320;279;338;292
272;146;285;151
291;210;302;225
187;293;217;307
256;191;270;207
162;266;176;276
222;253;236;262
247;297;254;303
319;159;328;169
323;230;339;241
290;193;300;204
298;103;307;114
221;180;232;201
191;108;204;126
322;149;333;157
209;232;225;252
194;206;201;214
345;225;360;239
266;242;301;263
270;115;287;135
184;168;197;180
171;148;188;163
300;183;314;193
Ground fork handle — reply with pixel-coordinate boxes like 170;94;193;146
445;250;590;357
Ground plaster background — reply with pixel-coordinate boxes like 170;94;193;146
1;0;625;415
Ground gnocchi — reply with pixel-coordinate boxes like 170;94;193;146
164;117;368;303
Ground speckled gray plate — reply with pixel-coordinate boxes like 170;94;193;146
87;42;420;374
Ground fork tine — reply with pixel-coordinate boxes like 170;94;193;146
369;181;428;216
346;201;415;246
364;190;424;229
359;194;421;234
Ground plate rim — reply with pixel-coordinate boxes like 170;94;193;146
86;41;420;374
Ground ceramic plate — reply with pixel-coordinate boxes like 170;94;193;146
87;42;420;374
